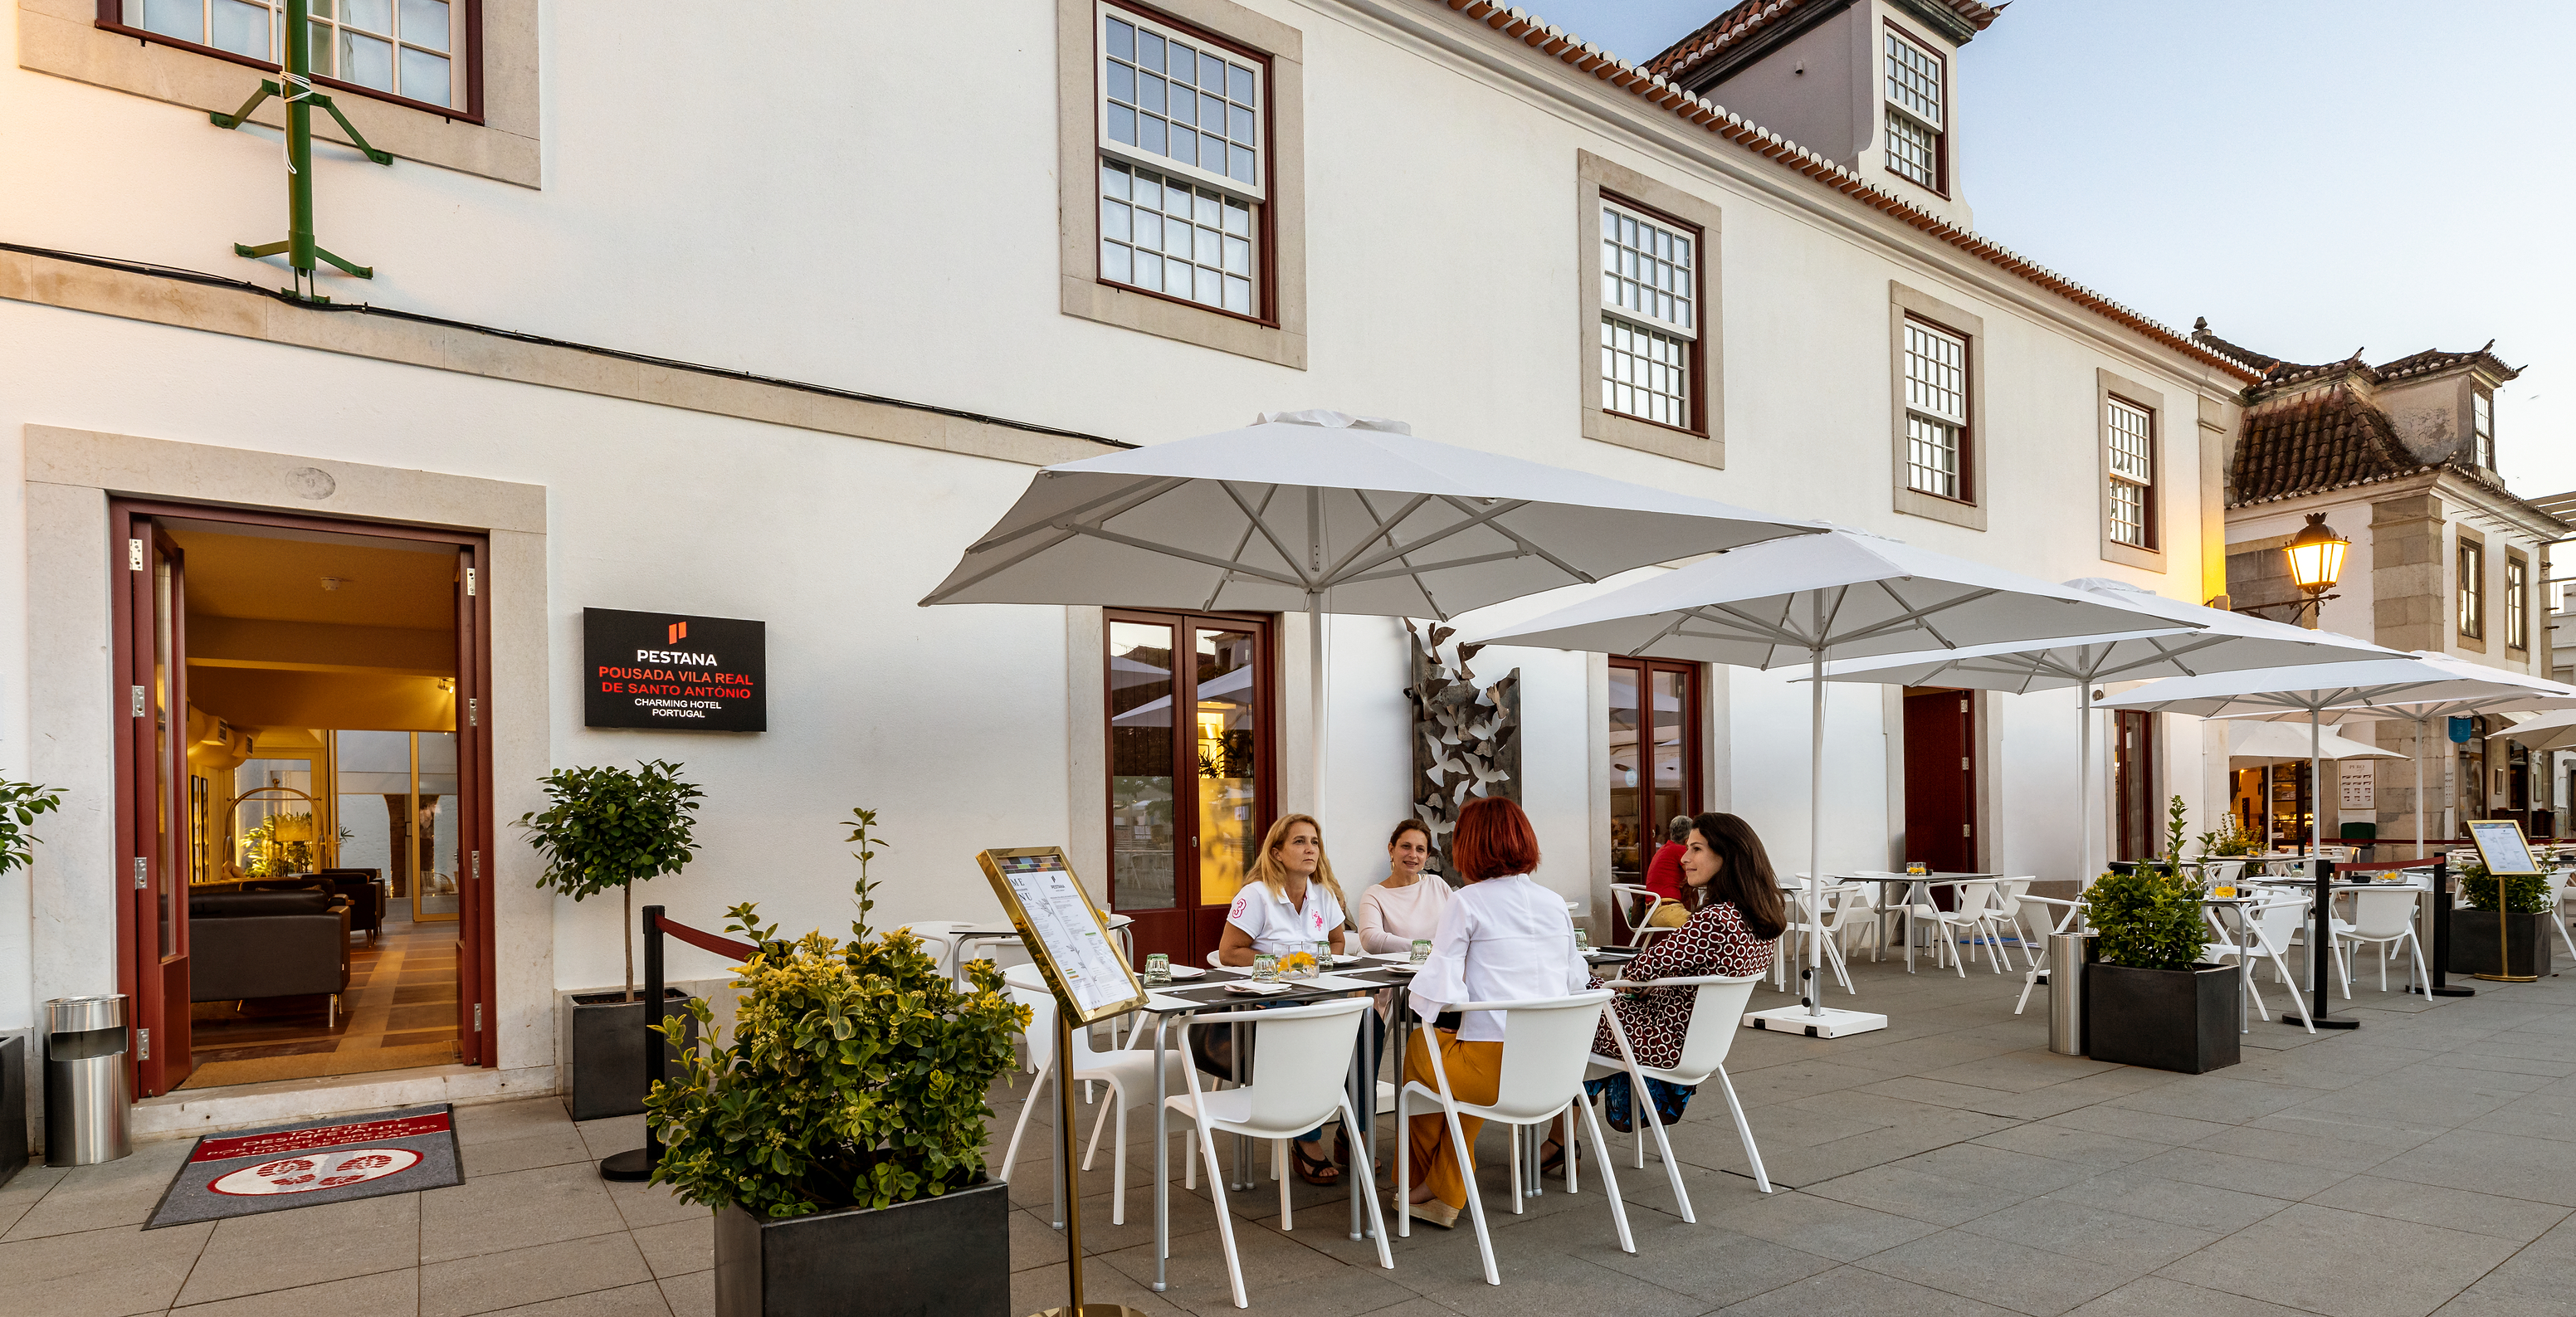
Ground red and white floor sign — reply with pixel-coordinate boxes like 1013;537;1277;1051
208;1147;424;1196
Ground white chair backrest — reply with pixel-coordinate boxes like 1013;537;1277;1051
1468;992;1614;1123
1992;879;2032;919
1007;983;1057;1071
1819;883;1871;929
2205;860;2247;884
1666;975;1762;1081
1611;884;1661;923
1224;997;1368;1132
1954;880;1997;915
2349;888;2419;939
2251;897;2310;950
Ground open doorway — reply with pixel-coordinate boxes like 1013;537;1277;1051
113;503;492;1097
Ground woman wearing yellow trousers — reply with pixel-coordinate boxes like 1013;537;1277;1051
1399;796;1588;1229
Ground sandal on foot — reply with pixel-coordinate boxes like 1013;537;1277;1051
1405;1197;1459;1229
1292;1139;1342;1187
1539;1143;1566;1178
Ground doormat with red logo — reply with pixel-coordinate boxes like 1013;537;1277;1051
144;1103;462;1228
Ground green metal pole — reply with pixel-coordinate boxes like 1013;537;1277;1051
284;0;316;284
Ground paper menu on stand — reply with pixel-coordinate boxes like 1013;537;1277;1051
2467;818;2541;876
976;847;1144;1024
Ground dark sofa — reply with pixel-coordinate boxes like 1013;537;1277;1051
190;890;352;1024
247;870;386;942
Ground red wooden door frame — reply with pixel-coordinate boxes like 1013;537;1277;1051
112;510;195;1095
109;500;498;1088
1101;609;1276;964
1901;688;1977;876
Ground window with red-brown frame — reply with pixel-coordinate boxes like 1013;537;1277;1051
98;0;483;120
1900;315;1972;503
1598;193;1705;434
1881;22;1946;195
1093;2;1271;323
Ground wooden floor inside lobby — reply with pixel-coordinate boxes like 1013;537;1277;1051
11;953;2576;1315
180;907;461;1090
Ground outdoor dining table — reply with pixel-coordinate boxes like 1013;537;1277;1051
1836;873;1999;974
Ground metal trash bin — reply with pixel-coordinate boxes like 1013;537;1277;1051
2047;933;2094;1057
42;996;131;1166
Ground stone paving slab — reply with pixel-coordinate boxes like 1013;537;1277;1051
1;958;2574;1315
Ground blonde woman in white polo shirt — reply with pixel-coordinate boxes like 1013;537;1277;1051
1198;813;1353;1185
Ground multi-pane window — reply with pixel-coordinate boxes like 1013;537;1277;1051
2509;556;2530;650
130;0;461;107
2107;398;2154;548
2460;539;2486;639
1883;29;1945;191
2474;390;2496;469
1598;201;1698;429
1098;6;1264;316
1903;319;1969;500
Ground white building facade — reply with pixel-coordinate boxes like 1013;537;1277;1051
2;0;2256;1138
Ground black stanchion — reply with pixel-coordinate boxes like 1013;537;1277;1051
2410;860;2475;998
599;904;666;1182
2292;857;2361;1030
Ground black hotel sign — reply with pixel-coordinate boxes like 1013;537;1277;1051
583;608;766;732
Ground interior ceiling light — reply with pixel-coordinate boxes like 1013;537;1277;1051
320;576;351;591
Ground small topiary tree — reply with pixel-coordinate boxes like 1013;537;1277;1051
646;807;1029;1216
2456;861;2551;914
2081;794;2210;972
515;759;705;1002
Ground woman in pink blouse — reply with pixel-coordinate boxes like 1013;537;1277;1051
1544;812;1783;1166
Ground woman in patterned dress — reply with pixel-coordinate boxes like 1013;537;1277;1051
1542;812;1783;1166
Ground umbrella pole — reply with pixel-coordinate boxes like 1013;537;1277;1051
2416;715;2429;861
2078;685;2094;889
1808;647;1825;1018
1308;599;1327;835
2310;710;2324;858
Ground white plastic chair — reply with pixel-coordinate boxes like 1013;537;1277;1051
1166;997;1389;1307
1781;884;1866;996
2201;896;2315;1032
996;966;1159;1225
2010;895;2081;1014
2338;888;2427;995
1987;878;2041;970
1914;880;2004;975
1612;883;1676;947
2551;869;2576;963
1398;991;1632;1286
1573;973;1771;1219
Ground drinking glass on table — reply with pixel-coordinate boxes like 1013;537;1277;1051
1144;953;1169;985
1409;939;1433;966
1573;926;1591;955
1251;954;1278;983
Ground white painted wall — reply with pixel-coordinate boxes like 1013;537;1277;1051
0;1;2245;1071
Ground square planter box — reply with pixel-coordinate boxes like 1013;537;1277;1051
2449;910;2554;979
2086;961;2240;1075
568;989;698;1121
715;1177;1008;1317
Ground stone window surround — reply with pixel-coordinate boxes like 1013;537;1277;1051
1056;0;1307;369
17;0;540;187
2095;368;2165;573
1575;150;1725;468
1887;280;1986;531
2506;549;2530;652
2456;524;2487;651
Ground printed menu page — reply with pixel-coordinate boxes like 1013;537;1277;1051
994;853;1137;1017
2467;819;2540;876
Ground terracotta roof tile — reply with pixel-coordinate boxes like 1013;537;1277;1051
1430;2;2254;382
2229;383;2425;505
2377;344;2520;384
1645;0;2003;84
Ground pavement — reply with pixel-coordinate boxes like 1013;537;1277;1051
9;946;2576;1316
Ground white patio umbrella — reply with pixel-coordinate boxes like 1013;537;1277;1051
2500;709;2576;753
920;409;1821;834
1810;578;2394;880
1465;529;2198;1037
2228;719;2399;768
2100;654;2576;859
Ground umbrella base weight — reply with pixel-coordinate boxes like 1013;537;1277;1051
1742;1006;1887;1038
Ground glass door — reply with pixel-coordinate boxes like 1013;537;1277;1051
1105;611;1272;964
115;513;193;1095
1607;657;1701;885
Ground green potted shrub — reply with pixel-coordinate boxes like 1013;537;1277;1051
649;808;1027;1317
2449;860;2554;978
517;759;705;1119
2081;797;2239;1074
1;774;65;1188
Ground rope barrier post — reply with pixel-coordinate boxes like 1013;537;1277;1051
2295;858;2359;1030
2415;859;2475;998
600;904;667;1182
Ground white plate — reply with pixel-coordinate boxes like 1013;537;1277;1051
1162;964;1208;979
1226;982;1293;996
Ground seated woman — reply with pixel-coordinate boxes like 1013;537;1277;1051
1546;812;1783;1164
1355;819;1451;953
1400;797;1588;1229
1199;813;1350;1185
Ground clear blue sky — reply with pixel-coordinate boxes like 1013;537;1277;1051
1524;0;2576;498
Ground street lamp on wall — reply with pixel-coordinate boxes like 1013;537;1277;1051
2240;513;2350;626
